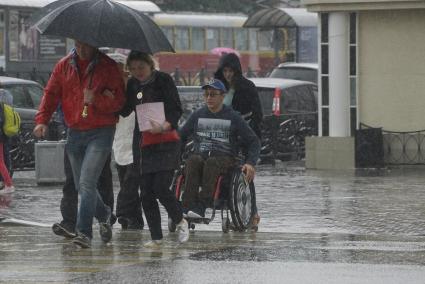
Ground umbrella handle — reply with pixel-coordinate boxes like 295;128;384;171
82;104;88;118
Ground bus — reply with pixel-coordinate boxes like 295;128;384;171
153;12;289;81
0;1;299;85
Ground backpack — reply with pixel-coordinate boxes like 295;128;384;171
2;103;21;137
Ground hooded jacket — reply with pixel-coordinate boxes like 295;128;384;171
214;53;263;139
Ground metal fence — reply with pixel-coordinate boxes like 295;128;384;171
0;66;267;88
359;123;425;165
171;67;265;86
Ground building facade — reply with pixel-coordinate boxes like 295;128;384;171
302;0;425;169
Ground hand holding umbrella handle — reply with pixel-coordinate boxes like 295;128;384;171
82;104;88;118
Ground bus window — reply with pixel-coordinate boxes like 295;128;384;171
221;28;233;48
191;27;205;51
234;28;248;51
175;27;189;51
249;29;257;51
257;30;273;51
161;27;174;48
206;28;219;50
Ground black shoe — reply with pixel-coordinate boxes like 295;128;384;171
99;206;112;243
118;216;129;229
118;217;143;230
127;219;144;230
52;222;76;239
72;233;91;248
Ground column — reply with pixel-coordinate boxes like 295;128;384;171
328;12;350;137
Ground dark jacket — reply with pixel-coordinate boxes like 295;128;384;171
214;53;263;139
120;71;182;173
179;105;260;166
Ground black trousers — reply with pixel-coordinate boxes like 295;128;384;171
60;151;114;226
116;163;144;224
140;170;183;240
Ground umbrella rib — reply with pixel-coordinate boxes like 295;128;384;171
115;1;151;50
93;0;107;46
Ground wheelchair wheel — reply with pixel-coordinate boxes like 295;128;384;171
228;168;255;231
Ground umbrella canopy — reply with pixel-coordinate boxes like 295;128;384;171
31;0;174;54
210;47;240;58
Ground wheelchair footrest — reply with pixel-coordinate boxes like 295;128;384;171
185;217;210;224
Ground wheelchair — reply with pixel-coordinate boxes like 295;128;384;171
168;153;257;233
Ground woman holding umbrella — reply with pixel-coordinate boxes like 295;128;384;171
119;51;189;248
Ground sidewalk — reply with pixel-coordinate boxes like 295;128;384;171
1;163;425;283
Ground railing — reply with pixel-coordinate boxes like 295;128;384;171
0;66;269;87
360;123;425;165
382;130;425;164
10;121;64;171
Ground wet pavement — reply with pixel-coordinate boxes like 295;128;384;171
1;161;425;283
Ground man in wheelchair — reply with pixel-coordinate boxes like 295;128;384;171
179;79;261;219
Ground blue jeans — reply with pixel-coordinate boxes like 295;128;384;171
66;127;115;238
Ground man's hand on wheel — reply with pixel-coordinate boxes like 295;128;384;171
241;163;255;183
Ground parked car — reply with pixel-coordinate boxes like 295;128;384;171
269;62;318;84
177;79;318;162
248;77;318;161
0;76;62;170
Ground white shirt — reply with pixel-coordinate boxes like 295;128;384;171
113;112;135;166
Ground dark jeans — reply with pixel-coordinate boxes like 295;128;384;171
60;151;114;229
183;154;236;208
140;170;183;240
116;163;143;224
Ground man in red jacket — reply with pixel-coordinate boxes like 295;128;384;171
34;40;125;248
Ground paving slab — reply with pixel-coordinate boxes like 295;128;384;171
1;163;425;283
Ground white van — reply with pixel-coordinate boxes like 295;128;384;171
269;62;318;84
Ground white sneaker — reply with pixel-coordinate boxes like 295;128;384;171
144;240;163;249
176;219;189;243
1;186;14;194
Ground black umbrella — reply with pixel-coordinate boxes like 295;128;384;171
31;0;174;54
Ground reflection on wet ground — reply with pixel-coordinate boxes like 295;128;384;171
1;162;425;283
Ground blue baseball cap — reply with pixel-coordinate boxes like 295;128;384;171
201;79;227;93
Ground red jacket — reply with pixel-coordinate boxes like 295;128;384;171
35;52;125;130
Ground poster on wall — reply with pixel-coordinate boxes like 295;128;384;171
9;10;38;61
8;10;67;62
38;35;66;60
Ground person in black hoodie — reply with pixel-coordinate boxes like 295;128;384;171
214;53;263;139
214;53;262;230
